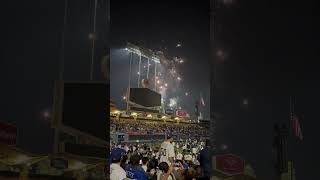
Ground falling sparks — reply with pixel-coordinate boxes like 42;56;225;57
121;43;202;117
169;98;177;108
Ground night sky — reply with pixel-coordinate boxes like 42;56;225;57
110;0;210;119
1;0;108;153
1;0;320;179
1;1;64;153
215;0;320;179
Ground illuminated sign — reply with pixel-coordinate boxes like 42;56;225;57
214;154;245;176
176;110;188;118
0;122;17;146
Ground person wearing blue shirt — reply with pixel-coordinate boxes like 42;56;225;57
125;154;149;180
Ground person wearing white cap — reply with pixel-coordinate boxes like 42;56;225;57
176;153;183;161
184;154;192;162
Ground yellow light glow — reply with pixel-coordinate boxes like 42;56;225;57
113;110;120;114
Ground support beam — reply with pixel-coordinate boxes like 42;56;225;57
154;63;157;91
138;54;141;87
147;58;150;79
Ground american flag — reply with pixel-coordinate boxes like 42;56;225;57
290;112;303;141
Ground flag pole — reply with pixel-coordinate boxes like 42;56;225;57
289;96;292;135
289;96;296;135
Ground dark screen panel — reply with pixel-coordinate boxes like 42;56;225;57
129;88;161;107
130;106;159;113
62;82;108;140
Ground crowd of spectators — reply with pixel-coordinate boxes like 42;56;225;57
110;119;208;140
110;118;211;179
109;138;211;180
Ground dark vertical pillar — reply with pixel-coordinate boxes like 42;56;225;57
209;0;216;151
273;123;289;178
210;0;216;178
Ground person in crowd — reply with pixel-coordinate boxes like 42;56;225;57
147;158;159;180
159;134;175;166
199;139;211;179
155;150;160;160
158;162;176;180
142;156;149;172
192;153;200;167
183;154;193;170
194;165;204;180
110;118;210;179
110;148;127;180
182;166;196;180
173;160;185;180
124;144;129;152
120;154;128;170
126;153;149;180
176;153;183;163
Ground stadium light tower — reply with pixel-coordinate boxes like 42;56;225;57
124;43;162;112
138;53;142;87
124;43;161;89
127;51;133;112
